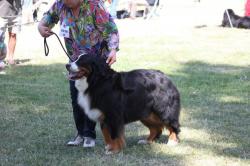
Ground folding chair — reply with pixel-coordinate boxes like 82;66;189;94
144;0;160;19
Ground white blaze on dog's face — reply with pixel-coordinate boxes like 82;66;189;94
70;61;80;73
70;54;84;71
66;54;91;80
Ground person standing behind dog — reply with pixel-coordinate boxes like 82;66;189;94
0;0;22;70
38;0;119;148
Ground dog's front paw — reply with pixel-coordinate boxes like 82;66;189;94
137;139;150;144
105;149;114;155
105;144;111;150
105;149;119;155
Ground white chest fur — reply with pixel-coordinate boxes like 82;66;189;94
75;78;102;122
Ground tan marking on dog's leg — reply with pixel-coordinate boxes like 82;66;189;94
167;126;179;146
139;113;165;144
101;125;112;150
103;129;126;155
106;136;124;155
118;130;126;148
147;127;159;143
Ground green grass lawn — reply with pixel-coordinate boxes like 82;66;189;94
0;23;249;166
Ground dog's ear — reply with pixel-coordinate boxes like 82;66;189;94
87;56;112;90
91;56;110;77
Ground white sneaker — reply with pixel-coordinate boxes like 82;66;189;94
83;137;95;148
67;135;83;146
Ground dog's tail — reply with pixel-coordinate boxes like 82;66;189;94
153;84;181;134
164;95;181;134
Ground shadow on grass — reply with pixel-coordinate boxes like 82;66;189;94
170;61;250;159
0;61;249;165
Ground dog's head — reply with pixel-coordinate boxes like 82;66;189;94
66;54;110;80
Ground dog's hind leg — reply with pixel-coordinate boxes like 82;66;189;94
166;126;179;146
138;113;164;144
138;126;164;144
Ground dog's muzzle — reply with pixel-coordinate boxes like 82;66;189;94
65;63;90;80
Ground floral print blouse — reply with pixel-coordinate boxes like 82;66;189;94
42;0;119;61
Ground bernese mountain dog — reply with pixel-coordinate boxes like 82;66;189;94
66;54;181;154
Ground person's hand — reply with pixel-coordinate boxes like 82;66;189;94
106;49;117;66
38;21;53;37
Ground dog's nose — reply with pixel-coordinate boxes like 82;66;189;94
65;63;71;71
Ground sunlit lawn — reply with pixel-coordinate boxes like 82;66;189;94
0;20;249;166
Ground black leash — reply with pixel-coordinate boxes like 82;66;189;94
44;32;73;62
